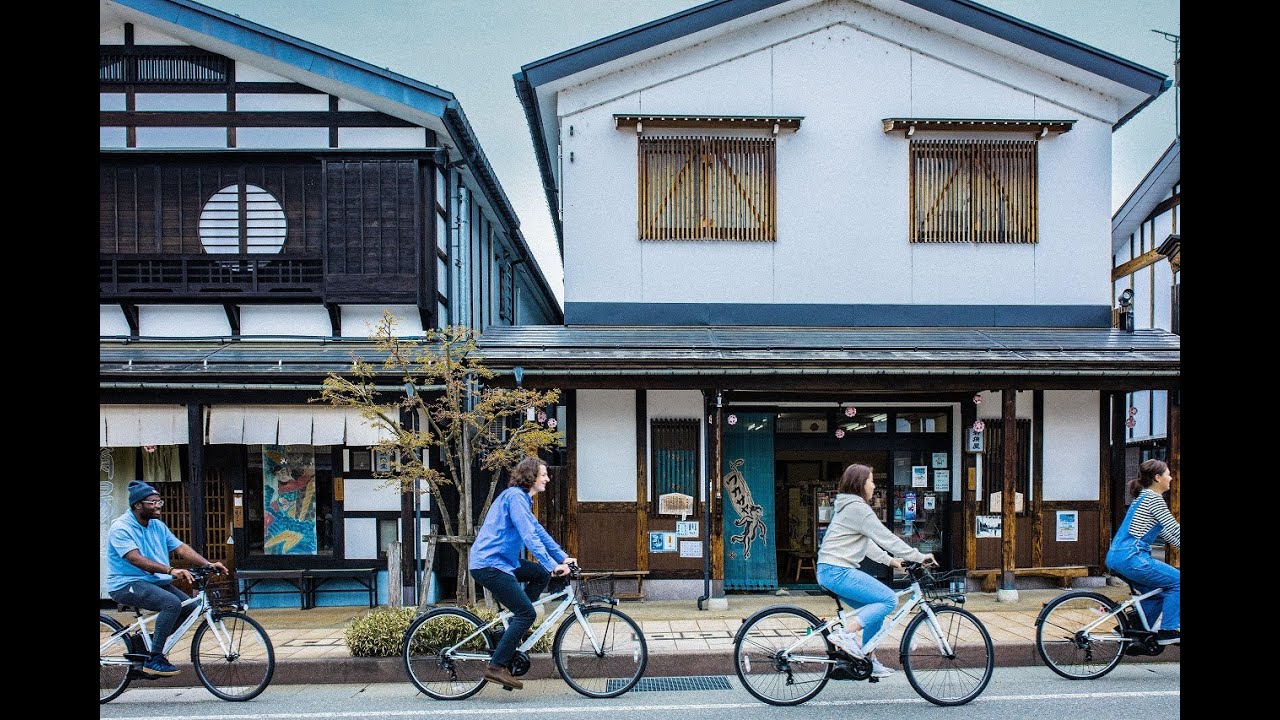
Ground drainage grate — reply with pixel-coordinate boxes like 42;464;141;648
608;675;733;693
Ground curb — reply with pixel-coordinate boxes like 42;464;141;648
130;644;1179;688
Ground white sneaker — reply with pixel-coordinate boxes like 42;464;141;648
829;629;864;658
869;657;896;678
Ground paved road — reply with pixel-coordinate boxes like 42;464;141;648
100;662;1179;719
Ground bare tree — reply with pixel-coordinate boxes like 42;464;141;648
318;313;561;606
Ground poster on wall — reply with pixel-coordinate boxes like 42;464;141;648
912;466;928;487
649;531;677;553
933;469;950;492
262;444;318;555
975;514;1002;538
679;540;703;558
676;521;700;537
931;452;948;469
1056;510;1079;542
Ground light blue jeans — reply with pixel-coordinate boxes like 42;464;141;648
816;562;897;645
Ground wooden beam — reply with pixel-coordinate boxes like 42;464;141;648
100;111;417;127
120;303;140;338
1112;247;1164;280
566;390;579;559
1000;389;1017;589
223;303;240;337
1031;390;1044;567
325;303;342;337
635;390;649;573
1166;391;1180;568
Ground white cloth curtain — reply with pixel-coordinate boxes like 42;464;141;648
99;405;188;447
205;406;394;445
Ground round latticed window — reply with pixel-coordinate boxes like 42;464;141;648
198;184;286;253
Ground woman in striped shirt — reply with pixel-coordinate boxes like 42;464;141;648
1106;459;1180;645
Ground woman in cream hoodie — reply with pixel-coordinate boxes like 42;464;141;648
816;463;935;677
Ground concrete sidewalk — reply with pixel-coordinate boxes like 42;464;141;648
103;583;1178;688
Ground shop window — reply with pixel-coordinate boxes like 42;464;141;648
838;412;888;433
650;418;699;515
896;411;949;433
776;412;831;434
246;445;334;556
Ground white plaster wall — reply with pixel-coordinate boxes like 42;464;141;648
975;390;1032;420
234;64;291;83
135;127;226;148
1130;390;1152;439
236;94;330;111
101;127;128;148
100;305;131;336
239;305;332;337
138;305;231;337
647;390;705;501
132;26;185;45
344;517;378;559
344;477;401;512
576;389;637;502
338;99;375;111
236;127;329;149
1151;259;1173;331
337;127;427;148
1151;391;1167;438
100;93;126;111
340;305;424;338
135;93;225;111
101;25;126;44
1041;390;1099;501
557;0;1119;308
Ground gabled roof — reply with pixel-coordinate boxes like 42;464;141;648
515;0;1171;251
101;0;561;317
1112;139;1180;254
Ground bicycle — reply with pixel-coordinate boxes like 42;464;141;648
1035;573;1172;680
100;565;276;704
732;561;994;707
402;563;648;699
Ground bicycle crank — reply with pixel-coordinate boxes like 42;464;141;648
508;651;532;677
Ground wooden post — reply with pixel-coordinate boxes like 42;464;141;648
960;394;977;572
387;541;402;610
186;404;207;555
636;390;649;574
1109;393;1127;569
417;534;437;610
1098;393;1112;571
1000;388;1017;590
1166;390;1180;568
1031;391;1044;567
566;390;579;558
710;391;724;584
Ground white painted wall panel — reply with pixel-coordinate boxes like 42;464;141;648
135;93;225;111
236;127;329;149
132;26;185;45
101;127;128;148
1152;260;1173;331
975;390;1032;420
138;305;231;337
344;517;377;559
1151;390;1167;438
576;389;637;502
1129;390;1152;440
100;93;126;111
1042;390;1099;501
337;99;374;111
236;94;330;111
233;65;291;83
340;305;424;338
337;127;427;148
101;26;126;44
637;49;772;115
100;305;131;336
343;477;402;512
240;305;332;337
911;243;1036;304
135;126;225;148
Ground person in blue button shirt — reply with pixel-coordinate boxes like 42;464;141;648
106;480;227;677
469;456;576;690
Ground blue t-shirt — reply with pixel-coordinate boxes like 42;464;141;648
106;511;182;592
468;486;566;574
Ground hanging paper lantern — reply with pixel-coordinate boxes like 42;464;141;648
973;394;983;405
845;406;857;417
972;420;985;433
537;411;548;423
547;418;558;430
1129;406;1139;417
727;414;737;425
1125;417;1136;428
835;428;846;439
142;445;157;453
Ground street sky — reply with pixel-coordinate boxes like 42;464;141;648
191;0;1181;306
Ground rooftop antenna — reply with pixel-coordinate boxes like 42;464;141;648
1151;29;1180;139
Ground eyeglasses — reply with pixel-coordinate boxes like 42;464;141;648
141;499;165;507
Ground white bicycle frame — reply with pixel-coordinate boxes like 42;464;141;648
444;581;605;661
101;586;242;663
1077;586;1164;639
782;579;955;664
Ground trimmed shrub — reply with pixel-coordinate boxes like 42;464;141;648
344;604;555;657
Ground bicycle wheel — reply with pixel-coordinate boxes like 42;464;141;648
190;611;275;701
1035;591;1126;680
100;614;133;704
403;607;494;700
900;606;993;706
552;606;648;698
733;605;831;706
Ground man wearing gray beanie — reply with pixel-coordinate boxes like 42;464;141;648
106;479;227;677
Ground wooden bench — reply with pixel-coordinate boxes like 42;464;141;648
582;570;649;601
237;569;309;609
969;566;1089;593
305;568;379;609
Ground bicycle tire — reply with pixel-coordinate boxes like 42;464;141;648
403;607;494;700
552;606;648;698
190;610;275;701
1035;591;1127;680
900;605;993;706
100;614;133;704
733;605;832;706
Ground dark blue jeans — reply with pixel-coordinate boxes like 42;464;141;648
471;560;551;668
109;581;195;656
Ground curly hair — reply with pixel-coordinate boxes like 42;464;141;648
509;456;546;490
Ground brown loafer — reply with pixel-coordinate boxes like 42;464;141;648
483;664;523;690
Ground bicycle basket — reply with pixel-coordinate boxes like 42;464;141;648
577;574;616;603
204;571;241;608
923;568;969;601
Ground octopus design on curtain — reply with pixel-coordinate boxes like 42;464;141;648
724;458;767;558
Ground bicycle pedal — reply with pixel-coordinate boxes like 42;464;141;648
868;676;880;684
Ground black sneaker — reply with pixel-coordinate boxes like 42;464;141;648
142;653;179;677
1155;629;1180;645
